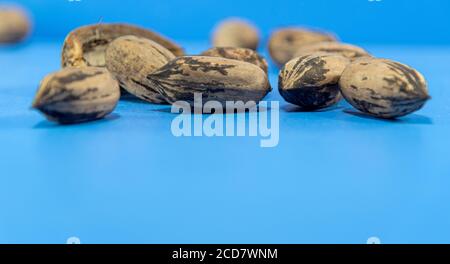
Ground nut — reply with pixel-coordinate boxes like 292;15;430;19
279;53;350;110
32;67;120;124
61;23;184;68
212;18;259;50
294;42;371;61
105;35;175;104
268;28;337;67
339;58;430;118
200;47;268;74
146;56;271;107
0;6;31;44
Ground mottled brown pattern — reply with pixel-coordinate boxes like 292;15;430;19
294;42;371;61
279;53;350;110
32;67;120;124
61;23;184;68
146;56;271;107
339;58;430;118
201;47;269;74
105;35;176;104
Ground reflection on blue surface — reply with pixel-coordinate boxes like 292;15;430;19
0;41;449;243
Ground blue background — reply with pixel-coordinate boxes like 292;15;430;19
9;0;450;44
1;1;450;244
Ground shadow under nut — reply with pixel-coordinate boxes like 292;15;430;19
279;53;350;110
32;67;120;124
61;23;184;68
201;47;268;74
146;56;271;107
105;35;176;104
339;58;430;118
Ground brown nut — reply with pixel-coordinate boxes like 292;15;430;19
268;28;338;67
339;58;430;119
32;67;120;124
279;53;350;110
146;56;271;107
0;6;31;44
105;35;176;104
294;42;371;61
212;18;260;50
61;23;184;68
200;47;268;74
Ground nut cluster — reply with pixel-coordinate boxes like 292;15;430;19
26;16;429;124
31;21;272;124
273;27;429;118
32;23;188;123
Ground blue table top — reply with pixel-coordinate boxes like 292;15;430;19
0;41;449;244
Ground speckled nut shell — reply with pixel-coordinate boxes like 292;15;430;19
279;53;350;110
268;28;338;67
32;67;120;124
200;47;268;74
212;18;260;50
0;6;31;44
61;23;184;68
105;35;176;104
339;58;430;119
146;56;271;106
294;42;371;61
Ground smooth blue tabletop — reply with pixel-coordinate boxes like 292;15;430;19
0;41;449;244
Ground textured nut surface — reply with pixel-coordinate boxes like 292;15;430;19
212;19;259;50
269;28;337;67
146;56;271;106
339;58;430;118
61;23;183;68
105;35;175;104
0;6;30;43
294;42;371;61
279;53;350;110
32;67;120;124
201;47;268;74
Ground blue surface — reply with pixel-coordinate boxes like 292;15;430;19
1;41;450;243
9;0;450;45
